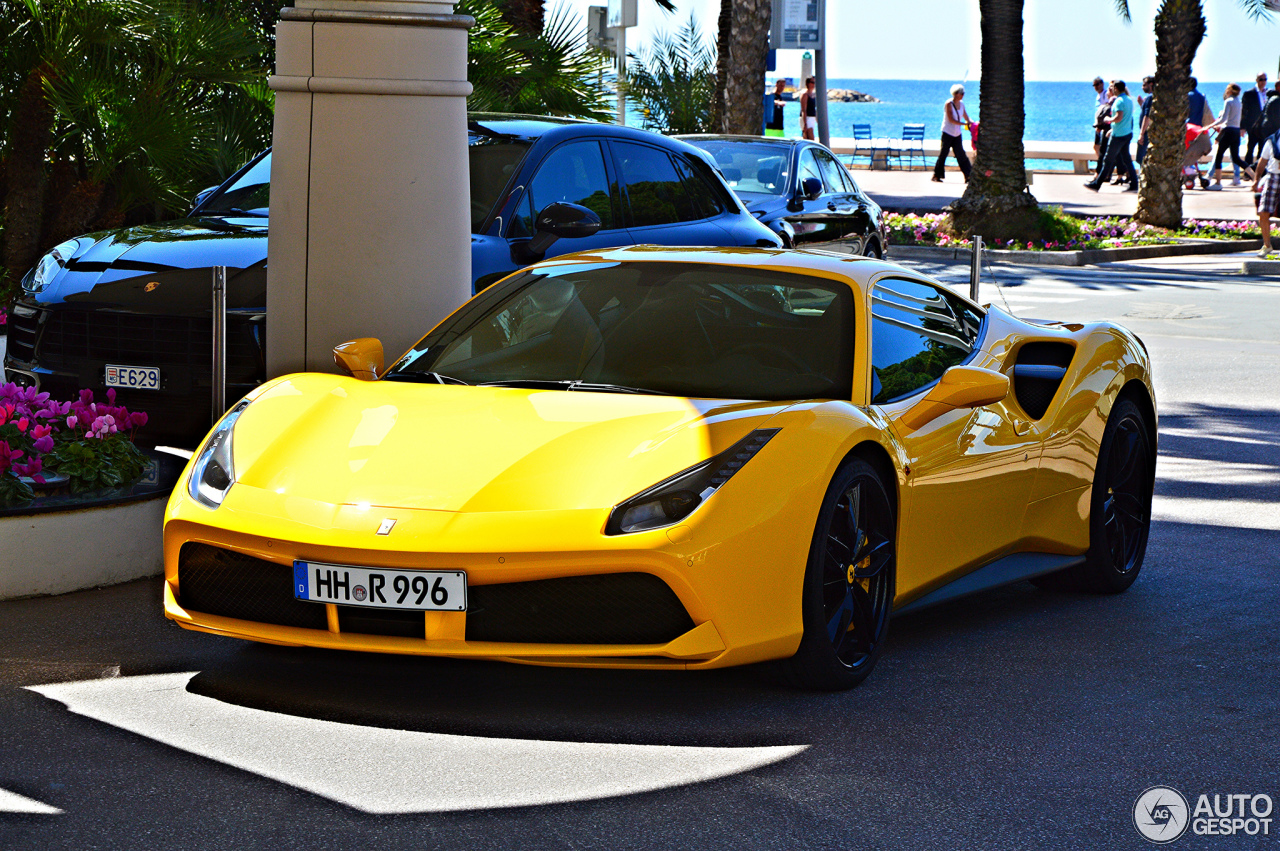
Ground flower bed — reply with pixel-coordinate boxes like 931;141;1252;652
0;384;150;508
886;212;1260;252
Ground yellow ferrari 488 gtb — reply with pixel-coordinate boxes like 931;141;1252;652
163;247;1156;690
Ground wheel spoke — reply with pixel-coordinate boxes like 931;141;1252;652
848;582;877;653
1109;428;1141;489
853;538;893;578
826;590;854;646
1113;491;1146;525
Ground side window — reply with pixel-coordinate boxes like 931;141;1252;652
614;142;698;227
797;149;823;189
672;156;725;220
814;149;849;193
509;140;614;238
870;278;985;404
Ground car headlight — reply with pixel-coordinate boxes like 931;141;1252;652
26;239;79;294
606;429;779;535
188;399;251;509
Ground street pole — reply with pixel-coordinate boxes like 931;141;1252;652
616;25;626;125
211;266;226;423
815;46;830;148
970;236;983;302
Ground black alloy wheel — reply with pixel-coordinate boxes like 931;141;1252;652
785;458;896;690
1037;396;1153;593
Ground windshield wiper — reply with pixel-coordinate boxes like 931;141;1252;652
384;372;469;385
478;379;669;395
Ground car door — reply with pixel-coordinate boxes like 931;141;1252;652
867;276;1043;598
609;140;731;247
787;147;843;244
813;147;860;240
491;139;630;286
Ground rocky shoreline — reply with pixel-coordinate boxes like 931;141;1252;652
827;89;879;103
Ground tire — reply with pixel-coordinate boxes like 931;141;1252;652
1035;397;1153;593
863;238;881;258
784;458;896;690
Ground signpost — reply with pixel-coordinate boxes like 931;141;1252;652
607;0;637;125
770;0;828;146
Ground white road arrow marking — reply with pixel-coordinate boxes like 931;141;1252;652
28;672;806;814
0;788;62;815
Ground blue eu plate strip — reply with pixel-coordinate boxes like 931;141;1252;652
293;561;309;599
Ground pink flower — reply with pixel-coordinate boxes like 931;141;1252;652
67;415;78;429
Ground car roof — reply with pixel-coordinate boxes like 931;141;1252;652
676;135;804;148
529;245;905;295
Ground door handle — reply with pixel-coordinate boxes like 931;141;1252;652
827;202;837;211
1013;420;1033;436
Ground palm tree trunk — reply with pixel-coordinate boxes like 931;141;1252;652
3;68;54;290
948;0;1039;241
712;0;771;135
1135;0;1205;228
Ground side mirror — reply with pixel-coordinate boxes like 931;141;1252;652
190;185;218;214
527;202;602;255
801;177;823;201
333;338;384;381
899;365;1010;431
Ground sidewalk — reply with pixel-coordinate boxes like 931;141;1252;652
852;167;1259;221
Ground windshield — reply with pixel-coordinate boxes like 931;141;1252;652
389;261;854;401
199;154;270;216
469;134;532;232
686;141;791;197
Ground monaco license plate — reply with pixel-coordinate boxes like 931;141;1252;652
105;364;161;390
293;561;466;611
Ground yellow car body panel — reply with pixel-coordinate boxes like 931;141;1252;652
163;246;1155;670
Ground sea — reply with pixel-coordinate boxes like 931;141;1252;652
738;78;1237;170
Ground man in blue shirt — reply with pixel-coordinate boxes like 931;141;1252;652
1086;80;1139;191
1187;77;1209;126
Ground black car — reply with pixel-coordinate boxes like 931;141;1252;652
5;115;780;443
677;135;888;256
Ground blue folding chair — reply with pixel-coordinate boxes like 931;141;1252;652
848;124;877;168
900;124;927;170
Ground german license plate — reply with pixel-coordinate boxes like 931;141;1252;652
105;364;161;390
293;561;466;611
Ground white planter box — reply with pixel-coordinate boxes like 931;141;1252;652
1;495;166;600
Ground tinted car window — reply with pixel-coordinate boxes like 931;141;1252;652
469;134;532;233
688;141;792;197
672;156;724;219
797;149;823;188
614;143;698;227
394;262;854;401
510;140;614;237
871;278;984;404
199;155;270;215
815;149;849;194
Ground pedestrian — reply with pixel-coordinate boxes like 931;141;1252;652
800;77;817;141
1243;72;1269;165
931;84;972;182
1208;83;1248;187
1136;76;1155;164
765;79;787;137
1187;77;1214;126
1183;124;1214;190
1251;126;1280;257
1085;80;1138;192
1092;76;1108;166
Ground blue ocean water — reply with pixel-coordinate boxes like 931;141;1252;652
766;78;1237;170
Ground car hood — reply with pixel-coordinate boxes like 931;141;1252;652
29;217;268;312
228;374;791;514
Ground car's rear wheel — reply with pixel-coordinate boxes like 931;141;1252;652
863;238;881;258
784;458;895;690
1036;397;1153;593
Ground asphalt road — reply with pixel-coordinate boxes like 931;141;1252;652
2;255;1277;850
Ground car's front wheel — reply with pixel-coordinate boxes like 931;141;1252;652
784;458;896;690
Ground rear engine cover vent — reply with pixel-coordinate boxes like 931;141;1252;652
1012;342;1075;420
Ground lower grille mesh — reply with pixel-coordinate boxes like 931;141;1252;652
178;543;327;630
466;574;693;645
178;544;694;645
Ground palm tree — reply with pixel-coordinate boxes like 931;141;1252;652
710;0;772;135
947;0;1040;241
1114;0;1272;229
624;14;717;134
495;0;674;37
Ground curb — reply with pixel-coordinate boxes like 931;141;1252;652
878;239;1263;267
1240;259;1280;276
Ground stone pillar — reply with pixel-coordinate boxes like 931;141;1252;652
267;0;473;377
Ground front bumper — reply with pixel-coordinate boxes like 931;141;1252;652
163;483;812;670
